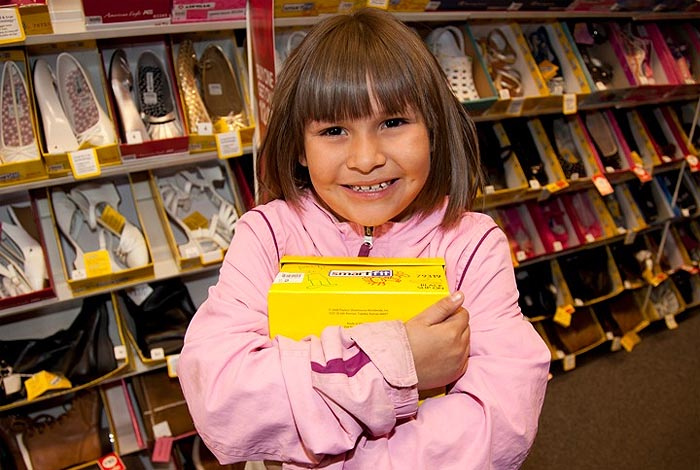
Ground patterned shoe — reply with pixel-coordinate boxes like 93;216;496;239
426;26;480;102
0;61;39;163
176;40;212;134
137;51;185;140
56;52;116;148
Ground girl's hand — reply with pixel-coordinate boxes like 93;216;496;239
405;292;470;391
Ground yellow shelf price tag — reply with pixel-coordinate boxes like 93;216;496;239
553;304;574;328
620;331;641;352
0;7;25;45
215;130;243;159
24;371;72;401
68;148;101;179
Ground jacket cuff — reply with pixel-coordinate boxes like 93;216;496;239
348;320;419;418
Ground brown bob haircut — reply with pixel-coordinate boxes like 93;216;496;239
257;8;482;228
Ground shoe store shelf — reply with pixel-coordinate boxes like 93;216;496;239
19;20;247;47
0;174;225;321
275;10;700;27
0;147;252;197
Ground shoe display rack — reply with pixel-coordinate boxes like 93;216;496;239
1;2;700;468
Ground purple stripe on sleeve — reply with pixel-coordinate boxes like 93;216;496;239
251;209;280;264
456;226;498;291
311;350;371;377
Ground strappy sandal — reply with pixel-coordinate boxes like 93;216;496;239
481;29;523;98
0;61;39;163
425;26;480;102
552;118;586;178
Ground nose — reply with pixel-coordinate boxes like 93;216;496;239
346;134;386;173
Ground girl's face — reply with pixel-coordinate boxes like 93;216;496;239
301;104;431;227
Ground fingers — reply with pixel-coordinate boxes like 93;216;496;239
417;291;465;326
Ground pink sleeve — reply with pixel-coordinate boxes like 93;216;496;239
176;211;419;466
342;226;551;469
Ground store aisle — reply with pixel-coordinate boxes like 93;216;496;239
522;308;700;470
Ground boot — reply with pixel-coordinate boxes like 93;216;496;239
22;390;103;470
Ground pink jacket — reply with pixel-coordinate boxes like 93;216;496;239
178;193;550;469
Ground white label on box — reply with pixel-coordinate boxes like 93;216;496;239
126;283;154;306
114;345;128;361
274;272;304;284
499;88;511;100
181;245;200;259
71;269;87;280
611;336;622;352
152;421;172;439
2;374;22;395
553;241;563;252
516;251;527;261
682;208;690;217
665;314;678;330
200;249;223;265
150;348;166;360
605;166;615;173
126;131;144;144
563;94;577;115
563;354;576;371
574;298;584;306
585;233;595;243
197;122;213;135
529;179;541;190
484;185;496;194
208;83;223;96
167;354;180;378
425;1;440;9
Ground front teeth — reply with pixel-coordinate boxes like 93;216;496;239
350;181;391;192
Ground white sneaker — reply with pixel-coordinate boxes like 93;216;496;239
425;26;480;102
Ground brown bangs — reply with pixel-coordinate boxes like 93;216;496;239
289;17;432;125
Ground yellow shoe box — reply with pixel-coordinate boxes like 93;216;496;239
268;256;449;340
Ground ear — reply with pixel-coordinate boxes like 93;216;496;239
299;153;308;167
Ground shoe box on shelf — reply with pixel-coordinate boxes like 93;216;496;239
501;118;569;194
527;196;581;254
635;106;695;166
603;182;649;234
0;294;129;411
558;244;625;306
534;306;608;371
489;203;547;264
0;49;48;187
593;291;649;351
0;388;123;470
272;0;341;17
475;121;529;206
81;0;171;29
468;23;556;116
516;258;575;324
171;31;256;156
26;41;122;178
0;194;55;309
112;271;215;369
171;0;246;24
150;159;243;270
580;110;635;178
42;175;155;294
421;24;499;114
519;21;594;110
655;169;700;218
100;37;189;160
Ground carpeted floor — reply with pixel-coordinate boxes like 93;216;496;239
522;308;700;470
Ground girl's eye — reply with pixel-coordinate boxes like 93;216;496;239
320;126;344;136
384;118;407;128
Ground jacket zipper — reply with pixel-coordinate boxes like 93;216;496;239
357;226;373;257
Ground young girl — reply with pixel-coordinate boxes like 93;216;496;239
178;8;550;469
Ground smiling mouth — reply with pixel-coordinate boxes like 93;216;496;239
347;179;396;192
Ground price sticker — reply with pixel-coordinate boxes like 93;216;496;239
563;93;577;115
506;98;524;116
113;345;128;361
553;306;572;327
562;354;576;371
126;131;144;144
621;331;641;351
167;354;180;378
197;122;213;135
215;131;243;159
592;173;613;196
0;7;25;44
665;314;678;330
68;148;101;179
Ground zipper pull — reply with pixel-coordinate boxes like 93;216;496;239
357;226;374;257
